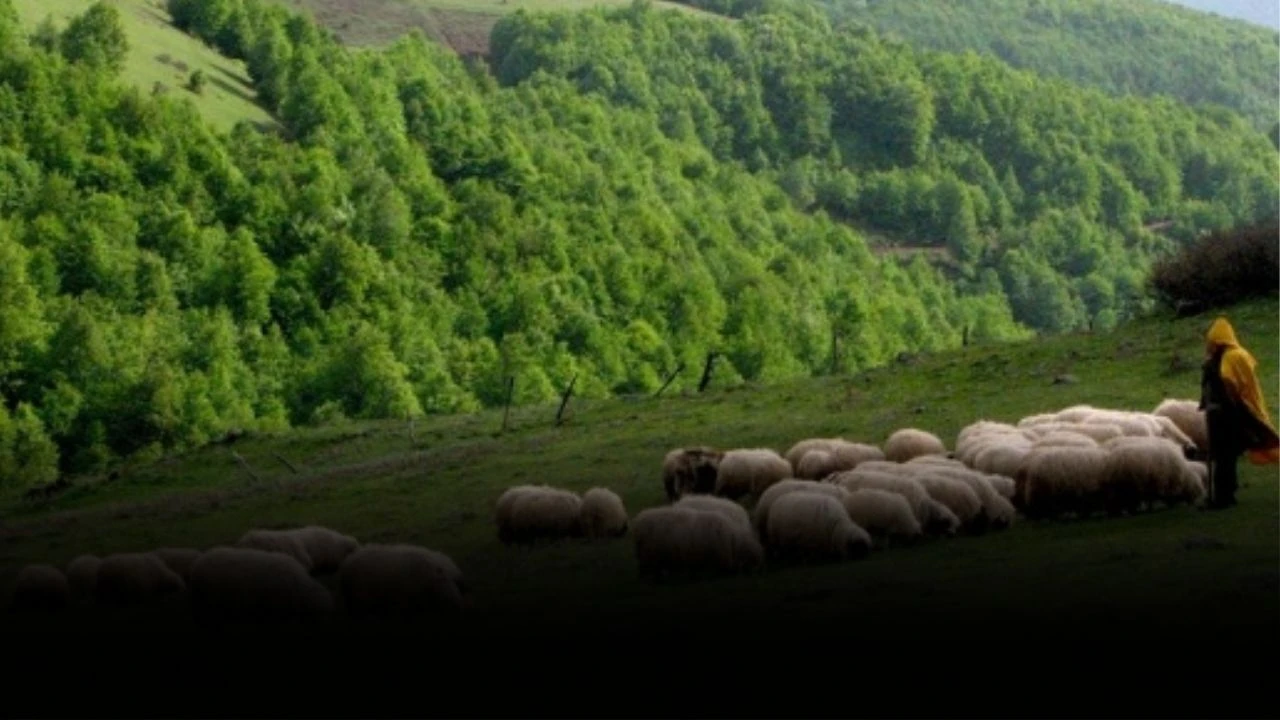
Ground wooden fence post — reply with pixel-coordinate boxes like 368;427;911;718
555;374;577;426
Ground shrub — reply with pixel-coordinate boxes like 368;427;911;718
1148;219;1279;315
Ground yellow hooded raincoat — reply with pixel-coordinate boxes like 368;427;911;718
1205;317;1280;465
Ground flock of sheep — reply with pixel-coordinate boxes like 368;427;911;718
6;397;1212;621
6;526;467;624
493;398;1211;580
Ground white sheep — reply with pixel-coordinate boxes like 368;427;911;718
752;479;849;537
151;548;202;581
795;449;843;481
95;552;186;607
828;469;960;536
236;529;315;571
495;485;583;545
284;526;360;574
338;543;465;618
65;555;101;605
841;488;922;548
662;446;724;501
1015;446;1110;519
920;466;1016;530
970;441;1031;480
1030;430;1099;449
883;428;947;462
911;472;984;530
674;494;754;537
187;547;335;625
580;487;629;538
10;564;70;612
1101;437;1205;514
763;492;871;563
632;505;764;580
1152;399;1209;454
714;448;792;499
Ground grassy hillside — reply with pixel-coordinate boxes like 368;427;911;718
14;0;277;132
265;0;717;52
2;296;1275;713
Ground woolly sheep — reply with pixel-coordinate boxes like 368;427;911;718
828;470;960;536
752;479;849;537
151;548;203;581
495;485;583;545
1015;446;1110;519
95;552;186;607
1153;399;1209;454
796;450;843;481
285;526;361;574
971;442;1031;480
841;488;922;548
714;448;792;500
1102;437;1205;514
1053;405;1100;423
339;544;465;619
1187;461;1209;494
675;494;754;537
785;439;837;469
10;564;69;612
883;428;947;462
236;529;315;571
911;473;984;529
632;505;764;580
785;438;882;469
66;555;101;605
1080;411;1157;438
662;446;724;501
921;466;1016;530
1030;430;1099;449
419;548;467;596
1150;414;1198;452
188;547;335;625
763;492;871;563
580;487;629;539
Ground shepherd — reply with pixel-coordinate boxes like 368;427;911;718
1198;316;1280;510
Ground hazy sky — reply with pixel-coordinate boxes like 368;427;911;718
1161;0;1280;31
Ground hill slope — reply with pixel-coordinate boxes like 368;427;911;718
1;296;1276;713
805;0;1280;134
13;0;277;132
1164;0;1280;30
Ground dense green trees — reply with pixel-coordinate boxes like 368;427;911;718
0;0;1273;491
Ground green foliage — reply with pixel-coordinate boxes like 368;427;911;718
818;0;1280;134
0;0;1271;480
57;1;128;74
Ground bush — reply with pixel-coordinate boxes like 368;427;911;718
1148;219;1279;315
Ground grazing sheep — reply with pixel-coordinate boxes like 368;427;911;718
339;544;465;619
1054;405;1100;423
1187;460;1209;494
828;470;960;536
285;527;360;574
1015;447;1110;519
763;492;871;563
95;552;186;607
1149;414;1198;453
150;548;202;581
188;547;335;625
796;450;843;481
236;530;315;571
784;438;837;469
632;506;764;580
10;564;70;612
580;488;629;539
922;467;1016;530
675;494;754;537
714;448;792;500
912;473;985;530
752;479;849;537
883;428;947;462
662;447;724;501
1153;399;1209;454
1030;430;1099;449
841;488;922;548
955;420;1024;463
1102;437;1205;514
66;555;101;605
970;440;1031;478
495;485;583;545
1080;411;1157;438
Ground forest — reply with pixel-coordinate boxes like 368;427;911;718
0;0;1275;492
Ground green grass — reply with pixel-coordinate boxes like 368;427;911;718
1;298;1276;655
267;0;722;51
14;0;278;133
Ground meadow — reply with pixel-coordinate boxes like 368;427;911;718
13;0;278;132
